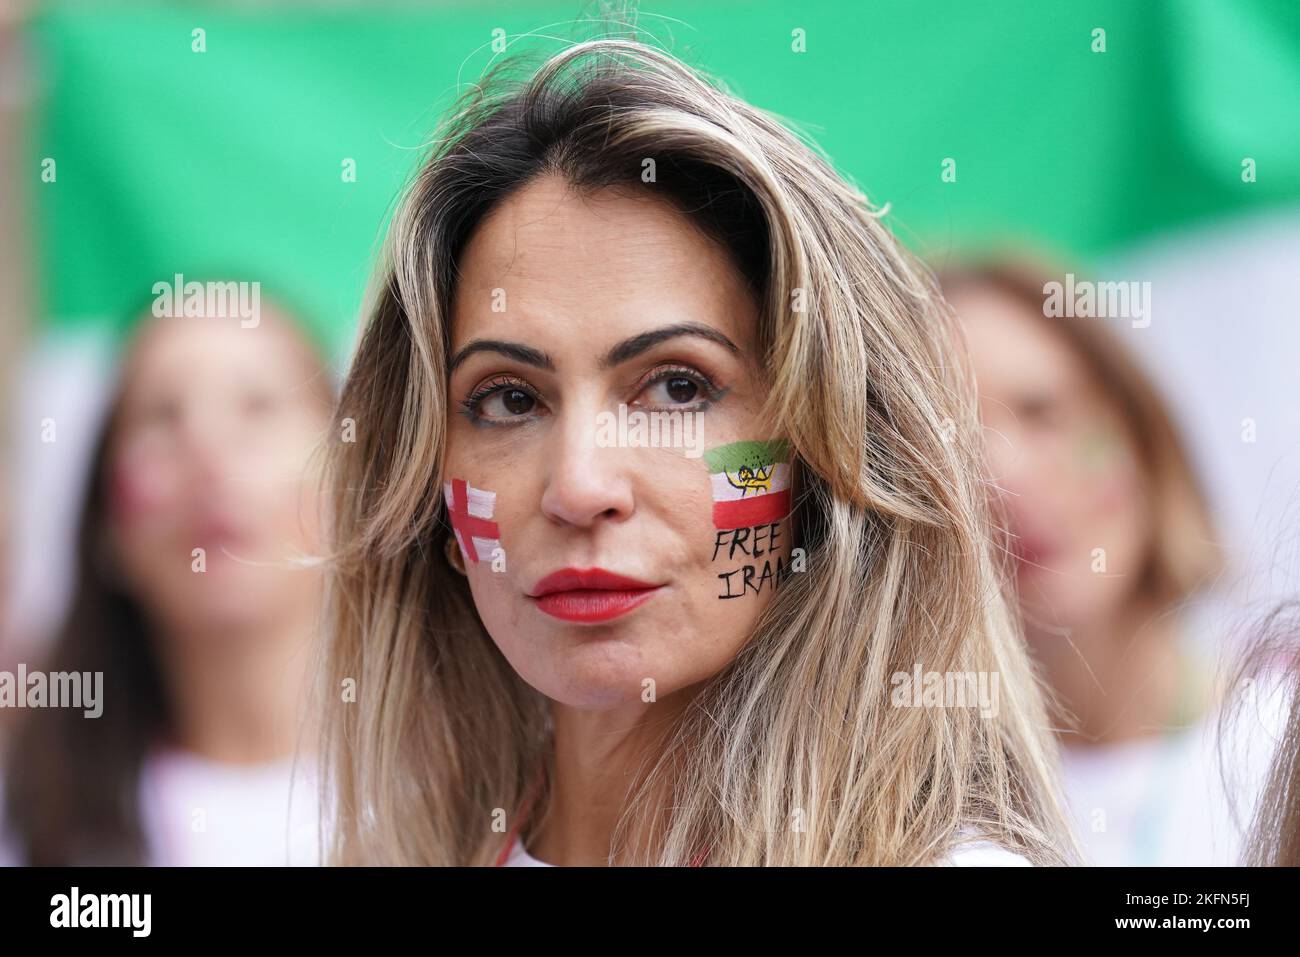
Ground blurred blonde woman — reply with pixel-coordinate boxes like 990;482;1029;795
320;39;1075;866
942;260;1259;865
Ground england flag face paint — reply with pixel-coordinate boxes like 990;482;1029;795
444;478;503;563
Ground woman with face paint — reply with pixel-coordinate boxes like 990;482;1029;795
942;261;1249;866
320;39;1076;866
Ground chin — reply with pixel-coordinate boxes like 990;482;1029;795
516;641;681;710
176;582;283;636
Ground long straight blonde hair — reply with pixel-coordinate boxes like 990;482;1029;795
318;37;1077;865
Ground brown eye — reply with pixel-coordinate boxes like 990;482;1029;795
243;391;279;417
665;376;698;403
461;376;544;424
501;388;535;415
134;397;182;430
635;368;713;409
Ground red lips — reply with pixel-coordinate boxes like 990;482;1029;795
528;568;664;623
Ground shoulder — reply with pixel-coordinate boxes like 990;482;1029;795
140;747;322;866
940;837;1033;867
502;835;554;867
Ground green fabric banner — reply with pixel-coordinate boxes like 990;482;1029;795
25;0;1300;357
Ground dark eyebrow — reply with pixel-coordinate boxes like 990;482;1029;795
447;323;740;375
448;340;555;374
601;323;741;369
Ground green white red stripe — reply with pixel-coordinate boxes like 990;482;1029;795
704;440;792;529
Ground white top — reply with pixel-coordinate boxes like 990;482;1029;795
501;833;1031;866
0;745;321;866
137;746;321;866
1059;682;1288;867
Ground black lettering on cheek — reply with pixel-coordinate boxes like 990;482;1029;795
729;526;751;561
717;568;745;599
712;530;730;563
713;523;794;600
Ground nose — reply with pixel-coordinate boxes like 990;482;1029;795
178;403;239;491
539;404;636;529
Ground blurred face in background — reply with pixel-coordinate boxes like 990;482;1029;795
107;310;332;641
954;285;1153;640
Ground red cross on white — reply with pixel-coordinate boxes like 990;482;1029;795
444;478;502;564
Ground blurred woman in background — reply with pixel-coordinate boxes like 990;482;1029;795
941;260;1257;865
0;297;332;865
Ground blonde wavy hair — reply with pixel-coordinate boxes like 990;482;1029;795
318;37;1077;865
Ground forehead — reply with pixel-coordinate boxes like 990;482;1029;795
955;285;1090;397
123;312;315;393
449;175;759;357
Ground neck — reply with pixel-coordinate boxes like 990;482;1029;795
151;610;316;765
527;690;694;866
1029;597;1198;747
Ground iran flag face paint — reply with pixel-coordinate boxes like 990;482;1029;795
705;440;792;529
444;478;503;563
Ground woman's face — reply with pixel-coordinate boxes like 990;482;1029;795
108;311;331;639
446;175;793;709
954;286;1151;637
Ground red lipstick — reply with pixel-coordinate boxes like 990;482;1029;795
528;568;663;624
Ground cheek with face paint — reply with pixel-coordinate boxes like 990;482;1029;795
705;439;796;600
1020;417;1151;630
444;477;507;569
1055;419;1144;547
108;440;183;529
446;435;800;709
1074;424;1140;512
